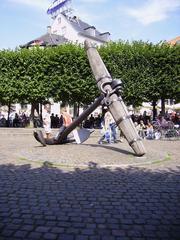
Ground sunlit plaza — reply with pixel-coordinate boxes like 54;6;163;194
0;0;179;239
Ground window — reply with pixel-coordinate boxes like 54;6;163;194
21;104;27;110
58;17;61;24
62;26;66;36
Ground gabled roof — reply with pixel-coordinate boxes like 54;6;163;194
20;33;69;48
67;15;109;42
20;13;110;48
167;36;180;46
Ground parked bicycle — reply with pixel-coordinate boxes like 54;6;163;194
152;120;180;140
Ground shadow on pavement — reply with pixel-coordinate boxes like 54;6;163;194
0;163;180;240
83;143;135;156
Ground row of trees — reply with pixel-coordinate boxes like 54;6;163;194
0;41;179;118
100;41;180;113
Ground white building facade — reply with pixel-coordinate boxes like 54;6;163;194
13;1;111;118
50;13;110;46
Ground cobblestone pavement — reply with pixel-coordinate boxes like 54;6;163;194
0;128;180;240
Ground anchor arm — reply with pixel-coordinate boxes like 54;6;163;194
56;94;104;143
34;95;104;146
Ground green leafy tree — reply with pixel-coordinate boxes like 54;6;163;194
0;41;179;120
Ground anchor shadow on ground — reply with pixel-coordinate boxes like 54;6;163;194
83;143;135;156
0;163;180;240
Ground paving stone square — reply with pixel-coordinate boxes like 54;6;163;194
0;128;180;239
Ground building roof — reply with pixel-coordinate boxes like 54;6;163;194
20;33;69;48
20;13;110;48
67;15;110;43
167;36;180;46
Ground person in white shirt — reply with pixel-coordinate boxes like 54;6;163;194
42;103;52;139
98;110;117;144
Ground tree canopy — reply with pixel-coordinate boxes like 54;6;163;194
100;41;180;107
0;41;179;110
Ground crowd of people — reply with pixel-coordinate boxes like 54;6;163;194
87;110;180;144
131;110;180;126
83;114;102;129
1;105;179;142
132;111;180;140
0;111;30;127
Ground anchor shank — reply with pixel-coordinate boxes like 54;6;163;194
85;40;146;156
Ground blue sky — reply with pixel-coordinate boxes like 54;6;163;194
0;0;180;49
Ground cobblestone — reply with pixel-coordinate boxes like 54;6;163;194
0;129;179;239
43;232;57;239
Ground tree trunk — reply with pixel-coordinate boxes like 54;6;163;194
30;102;39;127
73;103;80;118
30;103;35;120
39;103;43;122
77;104;80;117
152;100;157;121
73;103;78;118
7;102;11;127
161;98;165;116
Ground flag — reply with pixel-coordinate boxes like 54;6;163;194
47;0;69;15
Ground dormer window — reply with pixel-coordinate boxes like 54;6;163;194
84;26;96;37
99;32;110;41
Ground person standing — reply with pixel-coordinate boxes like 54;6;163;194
54;114;60;128
54;107;72;141
137;120;146;139
50;113;55;128
62;107;72;128
42;102;52;139
108;112;117;143
98;110;117;144
89;114;95;128
146;121;154;139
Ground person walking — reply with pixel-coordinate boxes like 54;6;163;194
98;110;117;144
108;112;117;143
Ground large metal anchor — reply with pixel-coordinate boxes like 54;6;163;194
33;41;146;156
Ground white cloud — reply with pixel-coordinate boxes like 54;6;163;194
9;0;51;10
126;0;180;25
